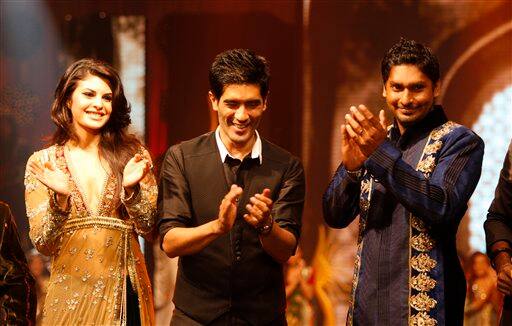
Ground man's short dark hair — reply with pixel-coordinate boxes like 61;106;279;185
381;38;440;84
209;49;270;99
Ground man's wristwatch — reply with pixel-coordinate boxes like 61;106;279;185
257;215;274;236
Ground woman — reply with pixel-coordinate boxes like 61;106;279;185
24;58;157;325
464;252;500;326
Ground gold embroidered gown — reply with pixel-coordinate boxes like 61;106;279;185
24;145;157;325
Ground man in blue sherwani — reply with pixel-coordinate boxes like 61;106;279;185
323;38;484;325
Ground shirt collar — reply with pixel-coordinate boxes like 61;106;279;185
390;105;448;148
215;126;262;164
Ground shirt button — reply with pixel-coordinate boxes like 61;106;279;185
235;256;241;261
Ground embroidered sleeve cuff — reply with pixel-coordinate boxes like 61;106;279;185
365;140;401;179
121;184;141;205
48;190;71;216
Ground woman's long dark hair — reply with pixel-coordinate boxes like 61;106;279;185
50;58;142;195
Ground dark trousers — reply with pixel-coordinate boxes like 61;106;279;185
127;278;141;326
501;296;512;326
170;308;287;326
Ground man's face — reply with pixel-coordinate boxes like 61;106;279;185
209;83;267;150
382;64;440;132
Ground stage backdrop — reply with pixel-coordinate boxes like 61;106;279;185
1;0;510;324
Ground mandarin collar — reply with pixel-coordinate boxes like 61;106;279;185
389;105;448;149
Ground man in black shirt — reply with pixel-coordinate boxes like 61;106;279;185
485;140;512;325
158;49;305;325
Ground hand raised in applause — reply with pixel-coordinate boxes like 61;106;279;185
122;154;152;189
344;105;388;158
215;184;243;234
340;121;368;172
28;160;70;196
243;188;273;229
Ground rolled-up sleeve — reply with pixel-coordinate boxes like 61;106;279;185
272;156;305;241
157;145;193;244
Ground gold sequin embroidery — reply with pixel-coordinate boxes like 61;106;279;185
411;233;435;252
410;293;437;312
411;216;428;232
410;312;437;326
411;253;437;272
411;273;436;292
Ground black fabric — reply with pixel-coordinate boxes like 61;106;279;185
126;278;141;326
0;201;36;325
158;132;305;325
485;140;512;324
171;307;287;326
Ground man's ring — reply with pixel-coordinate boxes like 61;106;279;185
358;129;364;135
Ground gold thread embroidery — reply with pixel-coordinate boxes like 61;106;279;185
411;216;428;232
408;121;459;324
417;155;436;174
411;273;436;292
359;198;370;212
424;141;443;155
411;253;437;272
411;233;435;252
430;121;457;140
410;292;437;312
410;312;437;326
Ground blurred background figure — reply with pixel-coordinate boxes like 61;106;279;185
26;249;49;324
0;201;36;325
286;246;315;326
464;251;500;326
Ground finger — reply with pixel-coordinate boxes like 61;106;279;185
502;268;512;281
224;184;243;203
134;154;143;162
379;109;388;130
28;166;43;180
350;106;371;129
345;106;363;133
28;161;44;175
249;197;270;213
498;282;512;296
499;275;512;290
255;192;272;204
345;124;359;139
261;188;271;198
340;124;347;139
357;105;383;129
246;203;263;217
243;213;259;227
44;161;55;171
345;112;363;135
357;105;375;120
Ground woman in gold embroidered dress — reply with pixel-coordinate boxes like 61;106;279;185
464;252;499;326
24;58;156;325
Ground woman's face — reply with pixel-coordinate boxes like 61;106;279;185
68;74;113;135
472;254;490;277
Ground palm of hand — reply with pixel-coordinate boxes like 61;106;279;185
122;157;147;188
342;138;366;171
29;160;70;195
44;167;70;195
